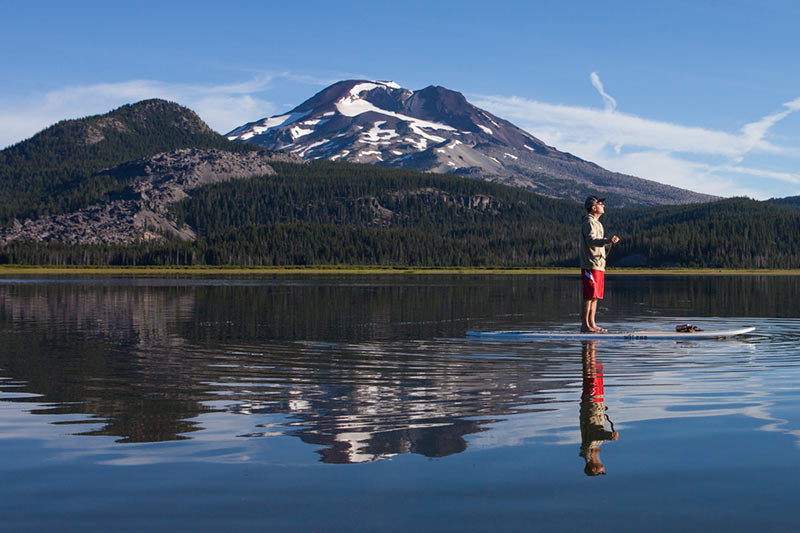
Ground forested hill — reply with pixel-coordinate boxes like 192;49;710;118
3;160;800;268
767;196;800;211
166;165;800;268
613;198;800;268
0;99;257;226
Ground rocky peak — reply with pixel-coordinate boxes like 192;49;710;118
226;80;718;206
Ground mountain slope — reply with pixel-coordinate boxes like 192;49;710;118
0;99;258;226
0;148;297;245
227;80;717;206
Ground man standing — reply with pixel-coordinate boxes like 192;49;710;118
580;195;620;332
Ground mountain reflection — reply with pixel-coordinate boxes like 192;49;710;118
0;276;785;463
0;278;568;459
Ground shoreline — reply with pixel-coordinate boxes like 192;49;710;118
1;265;799;276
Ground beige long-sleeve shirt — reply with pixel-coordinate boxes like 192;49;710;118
580;214;611;271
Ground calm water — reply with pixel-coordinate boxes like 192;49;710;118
1;275;799;531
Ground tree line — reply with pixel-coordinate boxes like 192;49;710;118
3;160;800;268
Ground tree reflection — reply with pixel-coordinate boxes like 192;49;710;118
0;280;566;458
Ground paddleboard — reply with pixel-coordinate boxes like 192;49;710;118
466;326;756;340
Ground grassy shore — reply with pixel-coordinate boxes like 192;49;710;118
1;265;799;276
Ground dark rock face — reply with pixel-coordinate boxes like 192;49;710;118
0;149;297;245
228;80;717;206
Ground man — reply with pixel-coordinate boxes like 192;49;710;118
580;195;620;333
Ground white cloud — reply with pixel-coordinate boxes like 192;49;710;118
473;78;800;199
474;94;784;157
717;164;800;186
590;72;617;112
0;75;288;148
4;71;800;199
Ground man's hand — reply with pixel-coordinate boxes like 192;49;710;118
610;235;620;245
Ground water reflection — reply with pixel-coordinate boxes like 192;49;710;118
579;341;619;475
1;276;798;466
0;279;570;460
220;340;557;463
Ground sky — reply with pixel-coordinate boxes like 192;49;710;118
2;0;800;199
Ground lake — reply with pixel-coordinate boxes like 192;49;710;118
1;274;799;531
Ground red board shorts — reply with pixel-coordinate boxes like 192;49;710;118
582;269;605;300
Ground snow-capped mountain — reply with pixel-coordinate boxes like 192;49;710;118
227;80;715;206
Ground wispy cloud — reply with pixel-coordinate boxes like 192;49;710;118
0;73;322;148
3;71;799;199
474;73;800;198
737;97;800;162
590;72;617;112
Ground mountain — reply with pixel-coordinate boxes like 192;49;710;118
227;80;717;206
0;99;259;226
3;97;798;269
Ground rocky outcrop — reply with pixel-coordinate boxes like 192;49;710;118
0;148;300;245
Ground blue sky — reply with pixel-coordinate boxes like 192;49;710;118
3;0;800;199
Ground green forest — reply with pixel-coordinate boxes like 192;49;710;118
3;159;800;268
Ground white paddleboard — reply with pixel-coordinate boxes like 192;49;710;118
466;326;756;340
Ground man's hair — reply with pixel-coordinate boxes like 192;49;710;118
585;195;605;212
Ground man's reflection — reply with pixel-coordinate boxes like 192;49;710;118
580;341;619;476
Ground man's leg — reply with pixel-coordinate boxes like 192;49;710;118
581;298;595;332
589;270;606;332
588;300;607;332
588;299;599;331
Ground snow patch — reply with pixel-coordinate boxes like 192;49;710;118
228;110;311;140
408;123;446;144
290;126;314;139
301;139;330;152
448;161;457;167
503;152;518;160
291;138;331;157
524;145;535;151
410;137;428;150
330;150;350;161
489;156;501;164
477;125;493;135
361;121;400;144
301;118;328;127
336;86;456;141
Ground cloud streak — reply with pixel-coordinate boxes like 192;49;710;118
590;72;617;112
474;77;800;199
0;73;321;149
2;72;799;199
